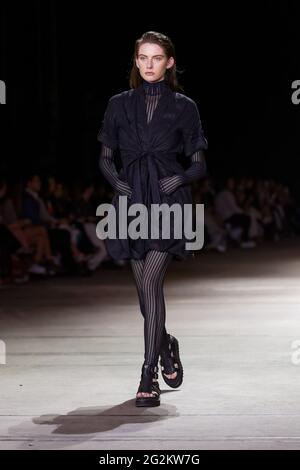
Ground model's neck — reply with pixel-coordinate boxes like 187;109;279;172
142;78;167;95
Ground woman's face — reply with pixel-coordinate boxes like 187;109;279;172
135;42;174;83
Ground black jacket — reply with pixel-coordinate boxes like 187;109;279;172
97;82;208;261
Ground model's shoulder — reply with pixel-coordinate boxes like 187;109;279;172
109;89;134;103
175;92;197;108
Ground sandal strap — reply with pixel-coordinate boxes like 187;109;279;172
160;334;178;374
137;363;160;393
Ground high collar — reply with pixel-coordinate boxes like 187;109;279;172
142;78;168;96
135;79;172;99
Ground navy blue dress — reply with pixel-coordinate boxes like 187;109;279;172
97;81;208;261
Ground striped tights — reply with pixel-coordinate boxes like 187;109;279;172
130;250;173;367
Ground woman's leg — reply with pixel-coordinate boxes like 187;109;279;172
131;257;164;334
131;250;174;396
131;252;170;351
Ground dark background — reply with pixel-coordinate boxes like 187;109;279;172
0;2;299;194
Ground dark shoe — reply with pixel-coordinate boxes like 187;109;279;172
135;363;161;407
159;334;183;388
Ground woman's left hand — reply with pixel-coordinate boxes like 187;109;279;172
159;174;184;195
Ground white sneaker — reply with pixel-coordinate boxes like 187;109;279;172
28;263;47;275
14;274;30;284
87;253;103;271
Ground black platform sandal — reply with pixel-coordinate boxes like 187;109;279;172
159;333;183;388
135;363;161;407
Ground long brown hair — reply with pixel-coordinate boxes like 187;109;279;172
129;31;183;92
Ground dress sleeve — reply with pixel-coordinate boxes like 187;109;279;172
182;99;208;157
99;145;132;198
97;97;119;151
180;149;207;183
158;99;208;196
158;150;207;195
